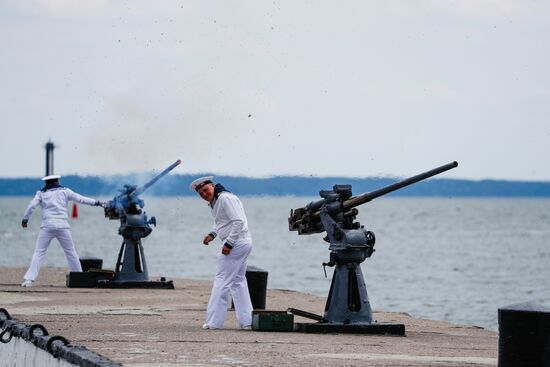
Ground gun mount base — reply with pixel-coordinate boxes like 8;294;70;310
294;322;405;335
323;256;374;323
100;236;174;289
113;237;150;282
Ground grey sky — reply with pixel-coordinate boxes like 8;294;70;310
1;1;549;181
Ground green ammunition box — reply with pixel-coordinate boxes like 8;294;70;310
66;270;115;288
252;310;294;332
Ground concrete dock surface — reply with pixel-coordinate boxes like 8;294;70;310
0;267;498;366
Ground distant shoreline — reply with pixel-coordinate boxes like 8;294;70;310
2;174;550;197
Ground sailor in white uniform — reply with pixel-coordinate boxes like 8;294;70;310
190;176;253;330
20;175;105;287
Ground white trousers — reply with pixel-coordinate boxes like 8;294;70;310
24;227;82;281
205;242;253;329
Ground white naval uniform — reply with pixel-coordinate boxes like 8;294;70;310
205;191;253;329
22;187;99;281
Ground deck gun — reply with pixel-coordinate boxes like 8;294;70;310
288;161;458;334
101;159;181;288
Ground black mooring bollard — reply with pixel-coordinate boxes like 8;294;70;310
498;302;550;367
231;265;268;310
246;265;268;309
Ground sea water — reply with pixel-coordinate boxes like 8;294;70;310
1;196;549;331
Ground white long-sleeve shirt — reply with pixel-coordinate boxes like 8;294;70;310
209;192;252;246
22;187;98;229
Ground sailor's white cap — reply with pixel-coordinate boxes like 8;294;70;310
189;176;213;191
42;175;61;181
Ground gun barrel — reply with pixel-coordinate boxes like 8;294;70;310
131;160;182;198
342;161;458;211
294;161;458;225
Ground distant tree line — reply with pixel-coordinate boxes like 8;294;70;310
1;175;550;197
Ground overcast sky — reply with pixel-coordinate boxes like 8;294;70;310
1;1;549;181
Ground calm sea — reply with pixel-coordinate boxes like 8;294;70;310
1;196;549;331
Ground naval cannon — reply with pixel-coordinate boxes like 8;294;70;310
100;160;181;288
288;161;458;334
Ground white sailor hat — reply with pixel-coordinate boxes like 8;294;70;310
189;176;213;191
42;175;61;181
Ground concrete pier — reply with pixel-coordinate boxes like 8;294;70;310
1;267;498;366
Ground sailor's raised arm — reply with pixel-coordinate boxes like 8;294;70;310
65;188;103;207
